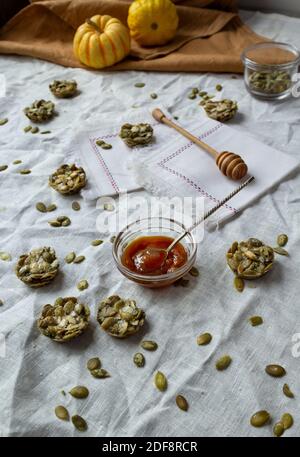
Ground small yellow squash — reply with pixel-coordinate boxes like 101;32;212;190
73;15;131;69
128;0;179;47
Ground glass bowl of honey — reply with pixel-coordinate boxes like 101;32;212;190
112;217;197;288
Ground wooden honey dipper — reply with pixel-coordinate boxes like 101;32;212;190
152;108;248;181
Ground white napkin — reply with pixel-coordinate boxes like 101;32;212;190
131;111;300;224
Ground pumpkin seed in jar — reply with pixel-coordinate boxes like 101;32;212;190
176;395;188;411
87;357;101;371
197;332;212;346
104;203;114;211
65;252;76;263
141;340;158;351
273;422;284;437
277;234;288;247
91;239;103;246
46;204;57;212
134;82;145;88
77;279;89;291
215;355;232;371
150;93;158;99
283;383;294;399
273;246;289;256
72;201;81;211
250;410;270;427
90;368;110;378
69;386;89;399
72;415;87;432
189;266;199;277
249;316;263;326
281;413;293;430
0;118;8;125
0;165;8;172
133;352;145;367
154;371;167;391
73;255;85;264
265;364;286;377
36;202;47;213
55;405;69;421
234;276;244;292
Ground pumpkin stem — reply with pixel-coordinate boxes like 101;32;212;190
86;18;101;33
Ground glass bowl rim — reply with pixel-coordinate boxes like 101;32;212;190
241;41;300;70
112;216;198;282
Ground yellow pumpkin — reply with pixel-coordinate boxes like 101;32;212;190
73;15;131;69
127;0;178;47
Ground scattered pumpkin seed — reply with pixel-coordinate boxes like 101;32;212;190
31;126;39;134
0;118;8;125
180;278;189;287
77;279;89;291
40;130;51;134
216;355;232;371
273;246;289;256
173;116;179;120
0;252;11;261
234;276;244;292
150;93;158;99
110;236;116;243
49;220;61;227
36;202;47;213
72;201;80;211
24;125;32;132
176;395;188;411
189;266;199;277
0;165;8;172
55;405;69;421
12;160;22;165
281;413;293;430
91;239;103;246
277;234;288;247
133;352;145;367
61;390;66;396
154;371;167;392
73;255;85;264
249;316;263;326
197;332;212;346
46;204;56;212
265;364;286;377
90;368;110;378
134;82;145;88
96;139;105;146
19;169;31;175
199;91;207;97
69;386;89;399
283;383;294;399
273;422;284;437
216;84;223;91
188;93;197;100
101;143;112;150
72;415;87;432
250;410;270;427
0;299;3;306
87;357;101;371
104;203;114;211
141;340;158;351
65;252;76;264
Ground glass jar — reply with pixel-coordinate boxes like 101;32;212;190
242;42;300;100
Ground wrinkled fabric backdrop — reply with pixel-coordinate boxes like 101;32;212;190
0;10;300;437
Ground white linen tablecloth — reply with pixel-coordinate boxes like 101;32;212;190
0;10;300;437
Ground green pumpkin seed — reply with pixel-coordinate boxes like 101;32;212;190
273;246;289;256
154;371;167;392
72;201;81;211
65;252;76;264
55;405;69;421
199;91;207;97
189;266;199;277
91;239;103;246
216;84;223;91
273;422;284;437
0;299;4;306
134;82;145;88
216;355;232;371
110;236;116;243
96;139;105;146
265;364;286;377
74;255;85;264
176;395;188;411
46;204;57;212
48;220;61;227
61;390;66;396
133;352;145;367
277;234;288;247
234;276;244;292
0;252;11;261
188;93;196;100
55;297;64;306
87;357;101;371
281;413;293;430
61;217;71;227
69;385;89;399
0;118;8;125
13;160;22;165
77;279;89;291
0;165;8;172
36;202;47;213
19;169;31;174
24;125;32;132
197;332;212;346
31;127;39;134
101;143;112;150
283;383;294;399
90;368;110;378
141;340;158;351
250;410;270;427
249;316;263;326
104;203;114;211
72;415;87;432
173;116;179;120
150;93;158;99
40;130;51;134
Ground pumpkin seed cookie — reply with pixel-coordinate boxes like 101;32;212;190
97;295;145;338
49;164;86;195
49;80;78;98
227;238;274;279
24;99;55;123
200;99;238;122
15;247;59;287
119;123;153;147
37;297;90;342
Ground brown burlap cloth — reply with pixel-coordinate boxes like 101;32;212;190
0;0;266;72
